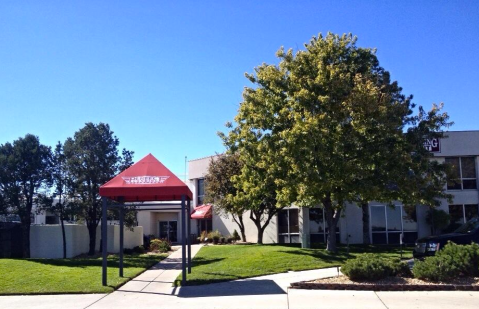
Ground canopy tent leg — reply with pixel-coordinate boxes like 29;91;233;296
119;205;124;277
187;199;191;274
181;195;187;285
102;197;108;286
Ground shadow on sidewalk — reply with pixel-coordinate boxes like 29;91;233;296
177;279;285;298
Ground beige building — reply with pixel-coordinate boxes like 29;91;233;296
182;131;479;245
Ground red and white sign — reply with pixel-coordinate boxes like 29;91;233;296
122;176;169;185
423;138;441;152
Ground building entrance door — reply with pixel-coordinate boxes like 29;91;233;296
159;221;178;242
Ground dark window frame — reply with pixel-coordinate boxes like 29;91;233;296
308;207;340;243
446;157;477;191
197;178;205;205
278;208;300;244
369;204;417;245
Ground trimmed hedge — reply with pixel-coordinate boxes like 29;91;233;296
341;254;411;281
413;242;479;281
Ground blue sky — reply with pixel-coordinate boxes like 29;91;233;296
1;1;478;177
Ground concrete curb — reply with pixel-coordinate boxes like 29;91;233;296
291;281;479;291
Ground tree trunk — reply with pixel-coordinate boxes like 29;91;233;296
323;194;341;253
232;214;247;242
361;202;371;245
326;220;337;252
61;214;67;259
250;211;264;244
257;227;264;244
249;209;277;245
87;223;97;255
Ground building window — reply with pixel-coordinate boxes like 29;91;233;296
369;205;417;245
278;208;300;244
448;204;479;230
197;178;205;205
197;219;212;236
446;157;477;190
309;208;340;244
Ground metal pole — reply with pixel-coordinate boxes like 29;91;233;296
181;195;187;285
187;198;191;274
119;206;124;277
102;197;108;286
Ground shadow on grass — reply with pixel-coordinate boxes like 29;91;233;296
191;257;225;267
25;254;166;269
178;279;285;297
276;249;350;263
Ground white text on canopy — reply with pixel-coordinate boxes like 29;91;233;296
122;176;170;185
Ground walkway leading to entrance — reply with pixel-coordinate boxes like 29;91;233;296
116;244;203;295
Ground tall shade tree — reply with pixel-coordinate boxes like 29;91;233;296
222;123;290;244
204;153;248;242
226;33;451;252
0;134;52;257
64;123;134;255
37;142;78;258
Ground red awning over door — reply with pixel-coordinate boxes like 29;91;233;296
191;205;213;219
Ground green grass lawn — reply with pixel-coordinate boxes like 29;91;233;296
179;244;412;285
0;253;167;295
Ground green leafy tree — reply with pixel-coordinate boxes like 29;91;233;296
222;122;289;244
0;134;52;257
37;142;78;258
225;33;451;252
204;153;248;242
64;123;134;255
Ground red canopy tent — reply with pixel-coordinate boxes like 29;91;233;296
100;153;192;201
99;153;192;286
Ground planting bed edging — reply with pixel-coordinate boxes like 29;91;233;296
290;281;479;291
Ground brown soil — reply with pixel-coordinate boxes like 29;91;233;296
312;275;479;286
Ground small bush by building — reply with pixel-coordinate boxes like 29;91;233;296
150;239;171;253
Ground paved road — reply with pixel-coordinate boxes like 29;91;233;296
1;245;478;309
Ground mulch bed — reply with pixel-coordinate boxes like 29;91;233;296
291;275;479;291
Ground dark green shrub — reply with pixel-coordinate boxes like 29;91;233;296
150;239;171;253
413;242;479;281
438;242;479;276
232;229;240;241
227;236;234;244
388;258;413;277
123;248;134;254
342;254;409;281
220;237;226;244
133;245;145;254
412;254;458;281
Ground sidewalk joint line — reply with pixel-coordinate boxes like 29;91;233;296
374;291;389;309
83;294;110;309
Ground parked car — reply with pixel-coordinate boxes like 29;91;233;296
413;217;479;259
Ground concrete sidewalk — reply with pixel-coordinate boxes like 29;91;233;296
115;244;203;295
2;246;479;309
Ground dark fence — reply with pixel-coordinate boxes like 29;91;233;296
0;222;24;258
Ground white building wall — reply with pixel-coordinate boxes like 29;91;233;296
30;224;143;258
211;211;278;243
339;203;364;244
